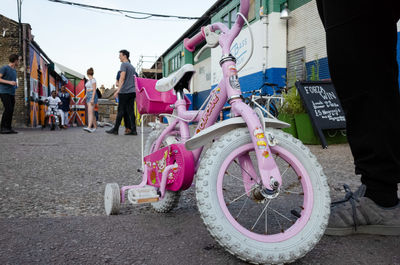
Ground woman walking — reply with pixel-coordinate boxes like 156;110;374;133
83;67;98;133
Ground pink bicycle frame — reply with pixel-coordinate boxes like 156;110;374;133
183;0;282;190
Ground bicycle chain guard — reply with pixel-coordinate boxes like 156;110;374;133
143;143;195;192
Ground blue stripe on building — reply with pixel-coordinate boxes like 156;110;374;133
305;57;330;81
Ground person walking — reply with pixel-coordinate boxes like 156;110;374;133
0;54;19;134
316;0;400;236
58;85;70;129
83;67;98;133
106;50;138;135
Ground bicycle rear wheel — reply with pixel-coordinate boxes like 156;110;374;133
144;129;181;213
255;98;279;118
50;116;56;130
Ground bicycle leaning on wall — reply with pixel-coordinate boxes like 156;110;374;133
243;82;285;118
104;1;330;263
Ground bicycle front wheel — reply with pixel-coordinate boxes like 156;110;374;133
196;128;330;264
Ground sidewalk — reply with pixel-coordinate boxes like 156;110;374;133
0;127;399;264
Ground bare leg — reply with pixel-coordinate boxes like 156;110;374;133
87;103;94;128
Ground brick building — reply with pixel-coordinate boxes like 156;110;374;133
0;14;29;127
0;14;86;127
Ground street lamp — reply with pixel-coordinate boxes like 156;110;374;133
280;2;292;20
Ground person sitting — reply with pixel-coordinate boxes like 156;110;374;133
44;90;63;129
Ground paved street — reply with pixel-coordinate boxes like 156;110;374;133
0;126;399;264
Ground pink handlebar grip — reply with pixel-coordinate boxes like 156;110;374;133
184;28;205;52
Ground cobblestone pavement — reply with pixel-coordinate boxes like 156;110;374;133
0;127;399;264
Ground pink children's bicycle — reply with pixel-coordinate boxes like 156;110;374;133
104;1;330;263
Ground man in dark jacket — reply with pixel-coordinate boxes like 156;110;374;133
58;85;70;129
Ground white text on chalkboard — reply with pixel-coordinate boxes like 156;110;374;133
304;85;336;100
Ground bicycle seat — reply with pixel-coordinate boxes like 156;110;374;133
155;64;195;92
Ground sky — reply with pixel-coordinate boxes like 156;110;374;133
0;0;217;88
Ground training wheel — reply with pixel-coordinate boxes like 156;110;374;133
104;183;121;215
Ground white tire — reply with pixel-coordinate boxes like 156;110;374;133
196;128;330;264
104;183;120;215
144;130;181;213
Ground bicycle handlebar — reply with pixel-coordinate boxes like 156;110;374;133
242;89;262;95
184;28;205;52
184;0;249;53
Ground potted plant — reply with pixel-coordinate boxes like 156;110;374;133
278;87;304;138
279;59;347;145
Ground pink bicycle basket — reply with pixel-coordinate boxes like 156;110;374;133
135;77;191;115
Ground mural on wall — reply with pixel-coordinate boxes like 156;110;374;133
49;75;56;92
39;57;49;100
29;46;39;127
29;102;39;128
65;79;86;126
29;46;39;101
29;45;50;127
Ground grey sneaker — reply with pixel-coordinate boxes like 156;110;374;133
326;184;400;236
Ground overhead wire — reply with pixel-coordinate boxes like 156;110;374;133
73;5;181;21
47;0;204;20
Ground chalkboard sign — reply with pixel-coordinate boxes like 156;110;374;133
295;81;346;148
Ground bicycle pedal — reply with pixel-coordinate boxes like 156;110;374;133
128;185;159;204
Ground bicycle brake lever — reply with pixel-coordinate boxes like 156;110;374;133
194;26;219;63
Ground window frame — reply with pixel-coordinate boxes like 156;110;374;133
220;0;257;29
167;52;182;74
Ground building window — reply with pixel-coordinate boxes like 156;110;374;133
168;52;181;74
221;0;256;29
229;7;238;28
222;13;229;28
248;0;256;21
287;47;306;87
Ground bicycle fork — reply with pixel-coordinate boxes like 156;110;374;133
231;99;282;194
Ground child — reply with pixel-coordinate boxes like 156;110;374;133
45;90;63;129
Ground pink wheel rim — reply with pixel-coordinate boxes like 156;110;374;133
217;143;314;243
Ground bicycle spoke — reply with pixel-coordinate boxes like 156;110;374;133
280;164;291;179
251;199;271;231
281;188;304;195
269;205;294;224
225;170;254;185
226;186;257;206
235;197;248;220
233;159;257;182
272;208;283;233
265;204;268;234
